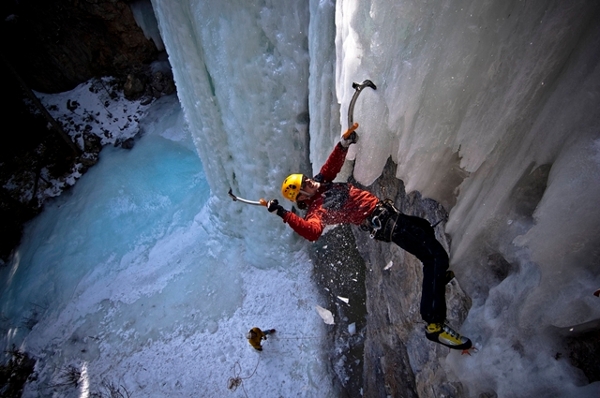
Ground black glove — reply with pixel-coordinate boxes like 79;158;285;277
267;199;287;218
341;131;359;147
341;123;360;147
267;199;280;213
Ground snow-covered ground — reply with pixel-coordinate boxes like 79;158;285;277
1;82;336;397
2;76;154;206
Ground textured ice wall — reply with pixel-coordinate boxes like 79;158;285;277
151;0;599;395
333;0;600;396
151;0;312;266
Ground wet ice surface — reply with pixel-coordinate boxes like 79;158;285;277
1;95;334;397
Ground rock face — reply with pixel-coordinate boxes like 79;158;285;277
2;0;158;93
311;157;472;397
0;0;169;264
310;224;368;397
356;158;472;398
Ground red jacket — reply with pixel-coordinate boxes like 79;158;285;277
282;143;379;241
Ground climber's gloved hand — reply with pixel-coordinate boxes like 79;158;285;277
340;122;359;147
267;199;280;213
267;199;287;218
341;131;359;147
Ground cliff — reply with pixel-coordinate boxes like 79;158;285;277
311;157;471;397
0;0;169;262
2;0;157;93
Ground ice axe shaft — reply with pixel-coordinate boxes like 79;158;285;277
228;188;267;206
346;79;377;137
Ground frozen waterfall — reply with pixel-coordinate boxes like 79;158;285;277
1;0;598;397
154;0;600;396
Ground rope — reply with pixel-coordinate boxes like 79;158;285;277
227;356;260;396
273;336;319;340
431;218;445;228
226;334;319;394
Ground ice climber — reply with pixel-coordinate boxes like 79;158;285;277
246;327;276;351
265;128;472;351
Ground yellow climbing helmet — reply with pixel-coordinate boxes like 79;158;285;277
281;174;304;201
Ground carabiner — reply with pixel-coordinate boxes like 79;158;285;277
369;215;382;239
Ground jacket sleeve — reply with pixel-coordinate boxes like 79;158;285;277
317;143;348;183
281;207;327;242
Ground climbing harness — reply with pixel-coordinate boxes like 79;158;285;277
361;199;400;241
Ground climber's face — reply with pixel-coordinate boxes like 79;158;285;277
297;177;320;201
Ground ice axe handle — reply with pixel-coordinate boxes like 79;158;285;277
342;122;359;139
228;188;268;206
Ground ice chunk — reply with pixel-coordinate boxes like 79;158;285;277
315;305;335;325
348;323;356;335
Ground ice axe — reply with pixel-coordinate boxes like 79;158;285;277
228;188;267;206
229;80;376;205
343;79;377;139
342;122;360;140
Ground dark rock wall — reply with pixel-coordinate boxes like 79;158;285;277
2;0;158;93
309;224;368;398
0;0;163;264
311;157;472;397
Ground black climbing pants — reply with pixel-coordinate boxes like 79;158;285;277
369;203;448;324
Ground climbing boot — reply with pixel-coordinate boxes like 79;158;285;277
426;322;472;350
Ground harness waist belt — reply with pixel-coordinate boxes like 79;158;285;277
361;199;400;241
